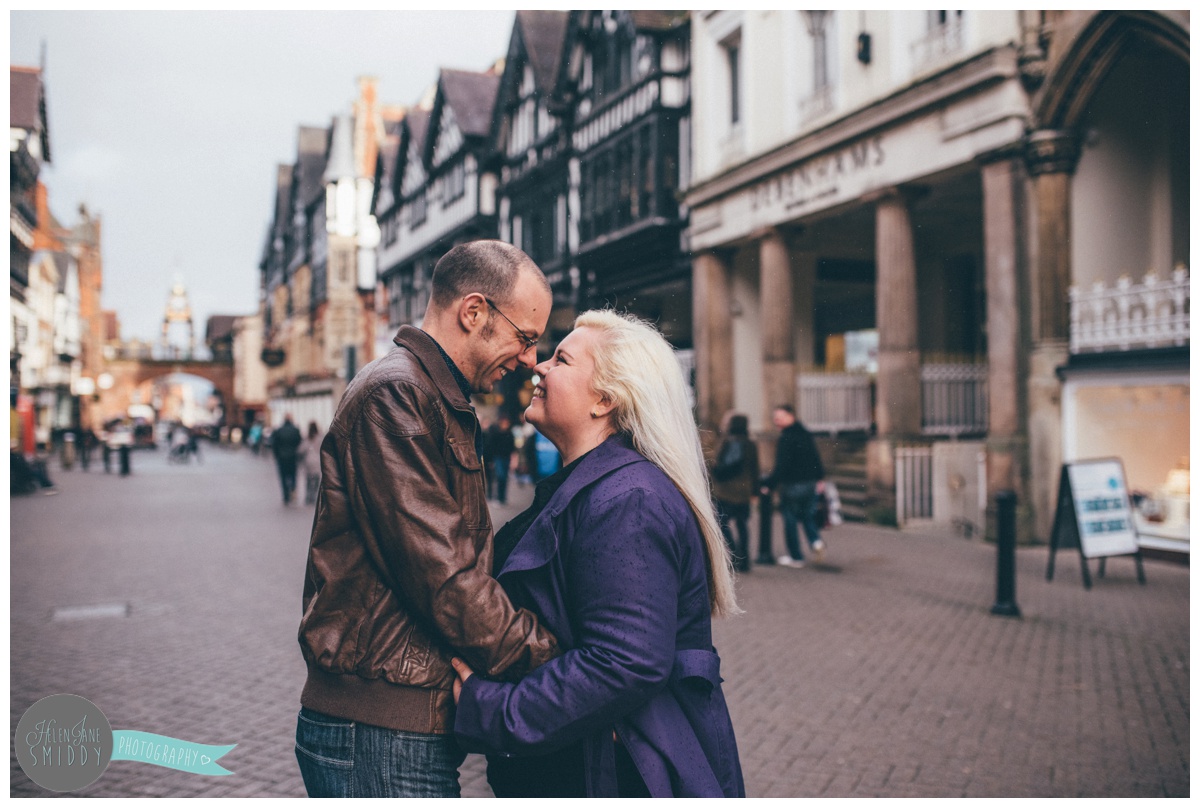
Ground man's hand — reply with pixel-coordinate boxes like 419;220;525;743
450;657;475;704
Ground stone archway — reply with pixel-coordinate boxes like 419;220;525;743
97;358;235;425
1035;11;1189;131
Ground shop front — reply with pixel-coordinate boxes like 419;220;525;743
1061;365;1189;555
688;46;1029;526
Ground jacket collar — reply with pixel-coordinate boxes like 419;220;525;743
392;325;472;412
498;434;646;577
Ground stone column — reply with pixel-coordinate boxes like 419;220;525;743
980;148;1032;541
758;228;795;423
692;250;734;438
863;188;921;516
793;250;818;374
1024;130;1080;540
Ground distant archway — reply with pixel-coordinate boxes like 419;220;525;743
97;358;234;426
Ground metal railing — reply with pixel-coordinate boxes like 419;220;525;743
921;361;988;436
797;372;873;434
896;445;934;525
1069;266;1190;353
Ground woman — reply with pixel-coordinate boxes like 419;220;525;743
711;412;759;573
300;421;322;505
450;310;744;798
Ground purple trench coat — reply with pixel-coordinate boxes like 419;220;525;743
454;435;745;797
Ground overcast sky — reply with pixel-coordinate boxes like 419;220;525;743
11;10;516;343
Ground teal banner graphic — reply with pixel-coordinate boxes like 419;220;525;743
111;730;236;776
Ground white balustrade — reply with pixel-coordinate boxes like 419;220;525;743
797;372;873;434
1070;266;1190;353
911;17;965;71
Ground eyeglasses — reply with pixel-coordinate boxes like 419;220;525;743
485;297;539;353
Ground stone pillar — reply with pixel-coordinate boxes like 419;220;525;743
793;250;818;373
873;189;921;437
1024;130;1080;540
866;188;920;517
693;250;734;438
980;148;1032;541
758;228;795;423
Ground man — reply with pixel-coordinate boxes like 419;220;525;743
270;414;302;504
483;415;516;504
295;240;559;798
760;404;827;567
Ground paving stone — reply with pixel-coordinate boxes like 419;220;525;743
10;450;1189;797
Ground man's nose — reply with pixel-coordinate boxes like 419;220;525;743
517;343;539;368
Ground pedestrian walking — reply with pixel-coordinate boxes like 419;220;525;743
711;411;760;573
248;420;263;455
483;415;516;504
295;240;559;798
760;404;827;567
102;430;112;473
532;428;560;481
300;421;322;506
78;426;96;471
270;414;302;504
448;310;744;797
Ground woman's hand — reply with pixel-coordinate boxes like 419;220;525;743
450;657;475;704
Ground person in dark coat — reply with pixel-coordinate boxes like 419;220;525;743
711;411;760;573
270;414;303;504
483;416;516;504
761;404;827;566
450;310;744;798
78;426;97;471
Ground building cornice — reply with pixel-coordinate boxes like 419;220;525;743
687;45;1022;209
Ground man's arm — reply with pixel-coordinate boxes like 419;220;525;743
349;381;557;679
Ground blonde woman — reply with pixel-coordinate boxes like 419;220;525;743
450;310;744;798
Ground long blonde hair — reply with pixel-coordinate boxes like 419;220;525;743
575;310;741;617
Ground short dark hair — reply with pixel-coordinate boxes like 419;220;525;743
774;404;795;415
727;414;749;436
429;240;547;310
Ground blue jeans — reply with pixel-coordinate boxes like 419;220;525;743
295;707;466;797
777;481;821;561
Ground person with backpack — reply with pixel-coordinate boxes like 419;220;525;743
710;411;759;573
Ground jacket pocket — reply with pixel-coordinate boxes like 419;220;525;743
446;435;488;529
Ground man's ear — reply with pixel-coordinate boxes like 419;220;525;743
458;293;487;334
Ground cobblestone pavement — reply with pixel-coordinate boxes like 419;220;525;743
10;449;1189;797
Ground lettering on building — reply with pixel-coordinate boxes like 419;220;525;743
749;135;885;214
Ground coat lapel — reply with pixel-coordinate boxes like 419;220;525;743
497;436;645;577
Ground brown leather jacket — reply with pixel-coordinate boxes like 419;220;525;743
298;326;558;733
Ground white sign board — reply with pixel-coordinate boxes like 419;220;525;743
1066;459;1140;559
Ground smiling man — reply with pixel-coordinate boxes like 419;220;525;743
295;240;559;798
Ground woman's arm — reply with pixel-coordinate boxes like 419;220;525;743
454;486;683;756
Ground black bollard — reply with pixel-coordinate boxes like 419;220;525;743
990;490;1021;617
755;489;775;564
118;445;131;477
